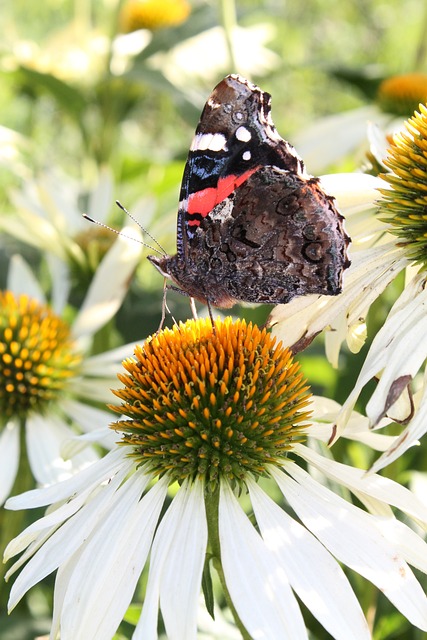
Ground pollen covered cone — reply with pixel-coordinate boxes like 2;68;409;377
379;103;427;268
0;291;81;418
110;317;311;487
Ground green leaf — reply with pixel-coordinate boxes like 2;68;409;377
13;65;87;121
328;65;386;101
202;554;215;620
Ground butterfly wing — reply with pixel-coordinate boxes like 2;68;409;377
150;74;350;308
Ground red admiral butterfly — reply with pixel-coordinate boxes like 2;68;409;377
148;74;350;309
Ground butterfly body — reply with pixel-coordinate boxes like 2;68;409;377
148;74;350;308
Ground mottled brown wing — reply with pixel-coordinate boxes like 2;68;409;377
186;165;350;305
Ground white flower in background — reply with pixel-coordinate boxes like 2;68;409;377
1;167;115;271
5;318;427;640
292;72;427;173
150;24;280;95
0;223;142;505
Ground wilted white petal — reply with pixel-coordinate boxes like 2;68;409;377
369;375;427;474
336;282;427;436
72;225;143;338
270;243;407;355
219;482;307;640
61;474;167;640
309;396;396;451
0;420;20;506
276;462;427;630
248;478;370;640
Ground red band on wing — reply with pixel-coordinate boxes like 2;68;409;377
187;167;260;219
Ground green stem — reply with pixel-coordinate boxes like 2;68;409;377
0;419;34;611
205;486;252;640
413;2;427;70
218;0;238;72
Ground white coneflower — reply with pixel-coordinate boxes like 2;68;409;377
0;226;141;504
5;317;427;640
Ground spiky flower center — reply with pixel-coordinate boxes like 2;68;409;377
119;0;191;33
377;73;427;116
110;317;311;487
378;103;427;269
0;291;82;419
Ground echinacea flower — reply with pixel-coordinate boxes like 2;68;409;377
0;225;141;505
5;317;427;640
119;0;191;33
1;168;118;284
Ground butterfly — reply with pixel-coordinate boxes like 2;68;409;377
148;74;350;310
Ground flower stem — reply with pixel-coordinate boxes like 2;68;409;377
205;486;252;640
0;420;34;611
218;0;238;72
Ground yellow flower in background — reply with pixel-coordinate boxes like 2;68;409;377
377;73;427;117
120;0;191;33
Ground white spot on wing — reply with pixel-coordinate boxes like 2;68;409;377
242;150;251;161
190;132;227;152
235;126;251;142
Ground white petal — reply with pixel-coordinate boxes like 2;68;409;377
61;474;168;640
5;456;136;567
72;225;143;338
135;479;208;640
319;173;384;214
296;443;427;523
61;398;114;434
0;419;20;506
375;517;427;573
6;447;128;510
67;376;118;404
25;413;97;485
292;105;384;173
80;340;141;376
7;255;46;303
276;461;427;630
248;478;370;640
5;189;70;260
46;254;71;314
86;167;114;223
219;481;307;640
7;460;137;610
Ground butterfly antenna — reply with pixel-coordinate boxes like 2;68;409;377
116;200;167;256
82;213;164;256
